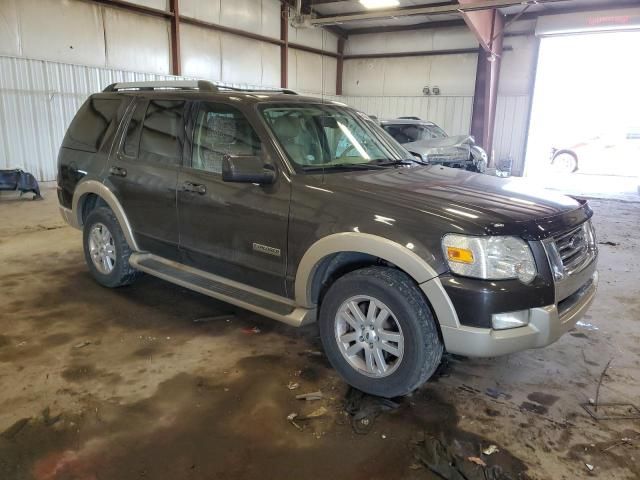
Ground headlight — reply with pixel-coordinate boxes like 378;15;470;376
442;234;537;283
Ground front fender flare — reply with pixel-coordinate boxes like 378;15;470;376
294;232;440;309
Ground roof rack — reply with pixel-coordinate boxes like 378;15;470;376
217;86;299;95
102;81;299;95
102;80;218;93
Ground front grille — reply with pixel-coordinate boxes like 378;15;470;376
550;221;596;276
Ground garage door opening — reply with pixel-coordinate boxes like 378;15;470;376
524;30;640;199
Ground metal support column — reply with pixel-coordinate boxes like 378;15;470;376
460;2;504;165
169;0;181;76
281;3;289;88
336;37;345;95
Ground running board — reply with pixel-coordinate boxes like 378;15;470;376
129;253;315;327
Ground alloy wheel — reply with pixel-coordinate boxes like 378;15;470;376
334;295;404;378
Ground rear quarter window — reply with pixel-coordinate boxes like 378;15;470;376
62;97;122;153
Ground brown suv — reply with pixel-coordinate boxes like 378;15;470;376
57;81;598;397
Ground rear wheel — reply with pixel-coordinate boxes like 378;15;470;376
83;207;141;288
319;267;443;397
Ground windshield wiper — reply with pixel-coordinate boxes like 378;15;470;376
370;158;428;167
302;163;387;173
405;157;430;166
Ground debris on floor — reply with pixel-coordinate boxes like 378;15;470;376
300;406;328;419
598;241;619;246
601;437;634;452
73;341;91;349
485;387;511;400
286;412;302;430
343;387;400;434
286;381;299;390
305;350;323;358
483;445;500;455
0;168;42;200
468;456;487;467
413;432;519;480
295;391;323;401
241;326;261;334
582;402;640;420
193;314;235;323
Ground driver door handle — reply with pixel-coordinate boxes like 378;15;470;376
183;182;206;195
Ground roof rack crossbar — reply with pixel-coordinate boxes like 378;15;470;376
217;86;299;95
103;80;218;92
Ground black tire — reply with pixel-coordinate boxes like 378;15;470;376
552;151;578;173
319;267;443;398
83;206;141;288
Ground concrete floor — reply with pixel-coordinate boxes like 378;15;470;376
1;186;639;480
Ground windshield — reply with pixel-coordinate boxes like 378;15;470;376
260;104;411;172
382;123;447;144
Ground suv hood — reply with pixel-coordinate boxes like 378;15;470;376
321;165;591;240
404;135;473;151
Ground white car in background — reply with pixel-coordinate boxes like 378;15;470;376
551;127;640;175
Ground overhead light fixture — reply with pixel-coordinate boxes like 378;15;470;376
359;0;400;9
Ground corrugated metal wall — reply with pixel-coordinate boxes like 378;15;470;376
0;55;530;182
493;95;531;175
0;56;187;181
0;55;293;181
336;95;474;136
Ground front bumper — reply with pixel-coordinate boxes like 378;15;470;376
437;270;598;357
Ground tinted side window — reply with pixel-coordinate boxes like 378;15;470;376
63;98;122;152
191;104;262;174
122;100;147;157
139;100;185;165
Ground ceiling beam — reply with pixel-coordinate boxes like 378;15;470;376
343;45;511;59
309;0;571;26
308;0;456;5
347;18;466;35
512;1;640;22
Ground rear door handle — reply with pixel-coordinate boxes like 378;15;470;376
183;182;206;195
109;166;127;177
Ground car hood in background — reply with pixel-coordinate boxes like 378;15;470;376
321;165;591;239
403;135;474;151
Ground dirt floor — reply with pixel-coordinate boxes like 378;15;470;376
0;185;639;480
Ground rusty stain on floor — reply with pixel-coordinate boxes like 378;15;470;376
0;187;639;479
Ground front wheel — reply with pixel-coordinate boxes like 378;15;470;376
319;267;443;397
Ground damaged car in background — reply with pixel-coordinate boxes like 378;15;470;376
381;118;487;173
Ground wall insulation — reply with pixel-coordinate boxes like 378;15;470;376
0;56;186;181
0;55;528;181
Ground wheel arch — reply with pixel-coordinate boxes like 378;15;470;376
552;149;578;165
295;233;441;309
72;180;139;251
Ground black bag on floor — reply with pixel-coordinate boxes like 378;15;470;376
0;169;42;200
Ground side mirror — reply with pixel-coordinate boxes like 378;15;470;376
222;154;276;184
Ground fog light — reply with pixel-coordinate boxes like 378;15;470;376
492;310;530;330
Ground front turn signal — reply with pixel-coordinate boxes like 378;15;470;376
446;246;474;264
